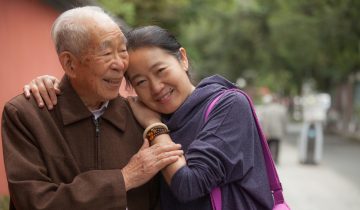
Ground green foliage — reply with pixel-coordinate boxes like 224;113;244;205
98;0;191;34
0;196;9;210
97;0;135;25
97;0;360;95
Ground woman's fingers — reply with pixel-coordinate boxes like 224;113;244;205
23;75;61;109
43;77;58;105
23;85;31;98
29;80;45;108
52;76;61;94
35;77;54;110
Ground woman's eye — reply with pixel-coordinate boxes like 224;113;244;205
103;52;111;56
158;68;166;73
135;80;146;86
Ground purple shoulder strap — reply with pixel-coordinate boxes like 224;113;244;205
205;89;286;210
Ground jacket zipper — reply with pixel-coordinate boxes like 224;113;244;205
93;117;101;169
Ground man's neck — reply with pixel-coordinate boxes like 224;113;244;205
84;101;104;111
69;79;104;111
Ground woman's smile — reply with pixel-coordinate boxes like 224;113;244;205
156;88;174;104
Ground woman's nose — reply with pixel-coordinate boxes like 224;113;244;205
150;78;164;94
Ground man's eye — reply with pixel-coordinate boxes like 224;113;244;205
103;52;112;56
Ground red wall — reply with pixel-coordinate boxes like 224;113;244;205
0;0;61;195
0;0;133;195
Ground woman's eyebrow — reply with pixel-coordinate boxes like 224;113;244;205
129;74;141;82
149;62;163;71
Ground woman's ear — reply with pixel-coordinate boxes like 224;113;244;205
179;47;189;71
59;51;78;78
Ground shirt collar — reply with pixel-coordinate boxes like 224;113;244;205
91;101;109;120
57;76;127;132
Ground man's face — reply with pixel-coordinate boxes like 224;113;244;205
72;23;129;109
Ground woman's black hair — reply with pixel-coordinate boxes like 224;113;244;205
124;25;191;88
126;25;182;59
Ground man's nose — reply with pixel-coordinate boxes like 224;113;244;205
111;52;129;71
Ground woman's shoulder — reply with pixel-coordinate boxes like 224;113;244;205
217;89;251;110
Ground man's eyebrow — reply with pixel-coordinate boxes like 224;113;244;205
99;37;127;50
99;40;112;50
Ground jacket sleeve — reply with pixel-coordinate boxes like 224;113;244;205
2;102;127;210
169;92;259;202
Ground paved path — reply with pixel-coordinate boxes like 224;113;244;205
277;123;360;210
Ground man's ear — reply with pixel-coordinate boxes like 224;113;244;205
59;51;78;78
179;47;189;71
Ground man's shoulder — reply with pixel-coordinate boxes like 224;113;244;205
110;95;131;109
3;94;47;117
5;94;36;109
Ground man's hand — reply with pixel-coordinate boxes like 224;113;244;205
23;75;61;110
121;139;183;191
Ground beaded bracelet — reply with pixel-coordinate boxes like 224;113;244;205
143;123;169;141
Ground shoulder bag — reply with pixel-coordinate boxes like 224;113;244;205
204;89;290;210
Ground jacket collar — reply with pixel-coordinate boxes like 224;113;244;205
57;76;127;131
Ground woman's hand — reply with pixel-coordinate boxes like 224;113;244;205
127;96;161;128
23;75;61;110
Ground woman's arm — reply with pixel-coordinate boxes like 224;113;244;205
127;97;186;184
150;135;187;184
168;92;259;202
128;93;259;203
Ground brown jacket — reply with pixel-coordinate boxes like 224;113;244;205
2;76;159;210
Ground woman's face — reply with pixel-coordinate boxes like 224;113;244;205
127;46;195;114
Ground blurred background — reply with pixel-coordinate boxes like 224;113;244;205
0;0;359;209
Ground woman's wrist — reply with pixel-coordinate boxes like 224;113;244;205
143;122;169;142
150;133;173;145
144;120;162;128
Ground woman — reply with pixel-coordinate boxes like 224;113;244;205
24;25;274;209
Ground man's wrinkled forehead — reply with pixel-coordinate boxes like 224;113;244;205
83;23;124;51
98;33;127;49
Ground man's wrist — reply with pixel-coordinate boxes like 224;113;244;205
121;168;133;191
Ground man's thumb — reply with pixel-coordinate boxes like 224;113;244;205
140;138;149;150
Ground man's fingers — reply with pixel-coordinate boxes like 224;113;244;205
151;143;182;155
161;150;184;158
140;138;150;150
154;156;179;168
153;149;183;161
149;144;183;168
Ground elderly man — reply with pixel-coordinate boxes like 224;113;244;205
2;6;182;210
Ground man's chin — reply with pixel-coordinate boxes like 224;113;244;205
105;93;120;100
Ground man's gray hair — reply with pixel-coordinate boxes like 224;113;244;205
51;6;117;57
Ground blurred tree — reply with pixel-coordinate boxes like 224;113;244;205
267;0;360;92
97;0;360;95
98;0;190;34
